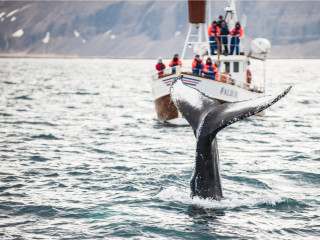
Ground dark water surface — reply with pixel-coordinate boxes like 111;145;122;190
0;58;319;239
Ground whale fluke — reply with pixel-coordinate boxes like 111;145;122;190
170;75;291;199
170;75;291;137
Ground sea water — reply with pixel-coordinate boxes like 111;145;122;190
0;58;319;239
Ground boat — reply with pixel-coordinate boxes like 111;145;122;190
151;0;272;124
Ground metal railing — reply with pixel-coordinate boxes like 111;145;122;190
208;34;244;56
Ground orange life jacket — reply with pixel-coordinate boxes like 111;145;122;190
203;63;218;74
230;27;243;37
192;59;203;69
169;59;182;67
208;26;221;37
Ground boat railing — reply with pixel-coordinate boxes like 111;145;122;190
208;34;243;56
179;66;264;93
152;67;179;80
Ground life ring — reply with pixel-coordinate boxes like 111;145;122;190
246;69;252;84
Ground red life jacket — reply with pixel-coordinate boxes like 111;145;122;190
208;26;221;37
156;63;166;75
230;27;243;37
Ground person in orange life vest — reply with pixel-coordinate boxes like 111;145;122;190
229;22;244;55
168;53;182;74
208;21;221;55
192;55;204;75
155;57;166;77
203;58;218;80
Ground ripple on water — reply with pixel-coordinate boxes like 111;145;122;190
0;184;25;192
1;175;19;182
30;155;50;162
8;121;56;126
31;134;60;140
224;175;272;189
281;171;320;186
257;198;309;211
13;205;59;218
74;91;99;95
13;95;33;100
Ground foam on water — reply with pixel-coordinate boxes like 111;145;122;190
158;186;286;209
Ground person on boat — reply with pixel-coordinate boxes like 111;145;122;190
168;53;182;74
229;22;244;55
219;22;230;56
217;15;228;28
155;57;166;77
203;57;218;80
192;55;204;75
207;21;221;55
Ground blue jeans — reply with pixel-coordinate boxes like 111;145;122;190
230;37;240;55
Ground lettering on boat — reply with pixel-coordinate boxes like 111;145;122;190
220;87;238;98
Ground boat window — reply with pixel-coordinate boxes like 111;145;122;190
224;62;230;73
234;62;239;72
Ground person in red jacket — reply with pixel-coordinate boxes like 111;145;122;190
229;22;244;55
168;53;182;74
155;57;166;77
203;58;218;80
192;55;204;75
207;21;221;55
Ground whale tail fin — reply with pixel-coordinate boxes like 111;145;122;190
170;75;291;137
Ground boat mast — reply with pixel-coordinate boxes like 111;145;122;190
263;59;267;91
225;0;238;29
181;0;208;60
208;0;211;26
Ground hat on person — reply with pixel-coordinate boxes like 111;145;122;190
158;57;162;62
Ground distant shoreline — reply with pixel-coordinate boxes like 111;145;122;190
0;53;319;60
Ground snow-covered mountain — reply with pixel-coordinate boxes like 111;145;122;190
0;1;319;58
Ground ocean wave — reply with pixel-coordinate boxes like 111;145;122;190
12;205;59;218
224;175;272;189
30;155;50;162
3;121;56;126
13;95;33;100
31;134;60;140
282;171;320;185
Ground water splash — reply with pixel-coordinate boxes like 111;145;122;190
157;186;306;210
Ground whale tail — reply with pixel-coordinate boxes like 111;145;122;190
170;75;291;137
170;75;291;199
